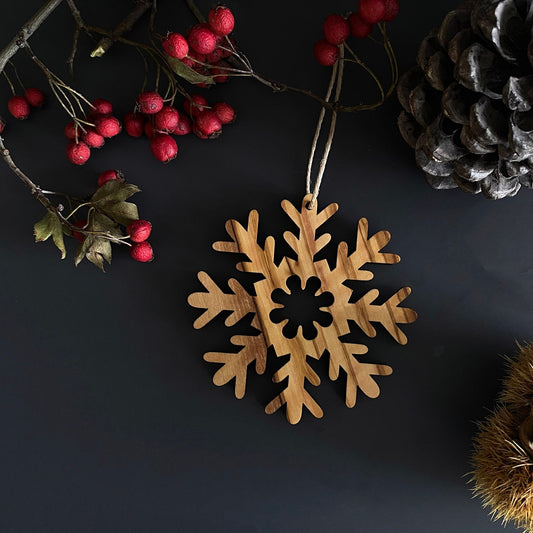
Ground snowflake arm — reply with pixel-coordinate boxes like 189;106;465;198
264;332;323;424
350;287;418;345
205;325;268;399
281;198;338;275
335;218;400;281
212;210;279;279
187;271;255;329
327;339;393;407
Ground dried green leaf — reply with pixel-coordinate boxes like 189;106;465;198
100;201;139;227
34;210;67;259
91;179;141;205
74;211;122;270
166;56;215;86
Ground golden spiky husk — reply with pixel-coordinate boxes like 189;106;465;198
472;343;533;531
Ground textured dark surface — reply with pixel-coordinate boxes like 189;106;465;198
0;1;530;532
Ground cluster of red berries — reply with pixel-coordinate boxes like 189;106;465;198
123;91;235;162
314;0;399;66
73;169;154;262
6;87;45;120
64;98;122;165
161;5;235;86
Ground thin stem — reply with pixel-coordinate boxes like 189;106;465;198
2;71;15;95
306;61;338;195
149;0;157;32
379;23;399;97
67;25;80;77
9;61;26;92
344;42;385;102
65;0;92;76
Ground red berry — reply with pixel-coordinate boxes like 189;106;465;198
82;127;105;148
218;36;235;58
193;125;209;139
348;12;373;38
124;112;145;138
150;134;178;162
211;63;229;83
183;94;209;117
66;141;91;165
72;220;87;242
130;241;154;262
154;106;179;132
91;98;113;115
188;24;217;55
382;0;399;22
144;121;157;139
0;116;5;134
173;115;192;135
188;50;207;65
64;121;79;140
359;0;386;24
8;96;30;119
206;47;225;64
180;56;196;69
162;32;189;59
137;91;164;114
212;102;235;124
95;115;121;138
127;219;152;243
196;110;222;137
97;169;122;187
73;219;87;243
208;5;235;36
24;87;45;108
323;14;350;45
313;40;339;66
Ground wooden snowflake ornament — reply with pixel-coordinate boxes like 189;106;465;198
188;195;417;424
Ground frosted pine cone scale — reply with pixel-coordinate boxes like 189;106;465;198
398;0;533;199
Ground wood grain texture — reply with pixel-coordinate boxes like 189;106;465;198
188;195;417;424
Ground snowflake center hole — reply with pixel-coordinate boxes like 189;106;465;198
269;275;334;340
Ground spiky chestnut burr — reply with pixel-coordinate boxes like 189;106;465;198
472;343;533;532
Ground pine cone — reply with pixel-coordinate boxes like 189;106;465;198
398;0;533;199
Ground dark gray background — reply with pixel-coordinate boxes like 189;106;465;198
0;1;529;531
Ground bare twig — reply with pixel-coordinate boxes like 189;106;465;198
66;0;88;31
65;0;93;76
90;0;153;58
149;0;157;32
185;0;206;23
0;0;64;73
66;26;80;76
0;136;55;209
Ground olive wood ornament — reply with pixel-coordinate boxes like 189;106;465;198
188;195;417;424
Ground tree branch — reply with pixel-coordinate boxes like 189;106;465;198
90;0;153;58
0;0;65;73
0;135;64;225
185;0;206;23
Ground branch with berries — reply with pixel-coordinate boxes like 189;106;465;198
0;0;398;270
